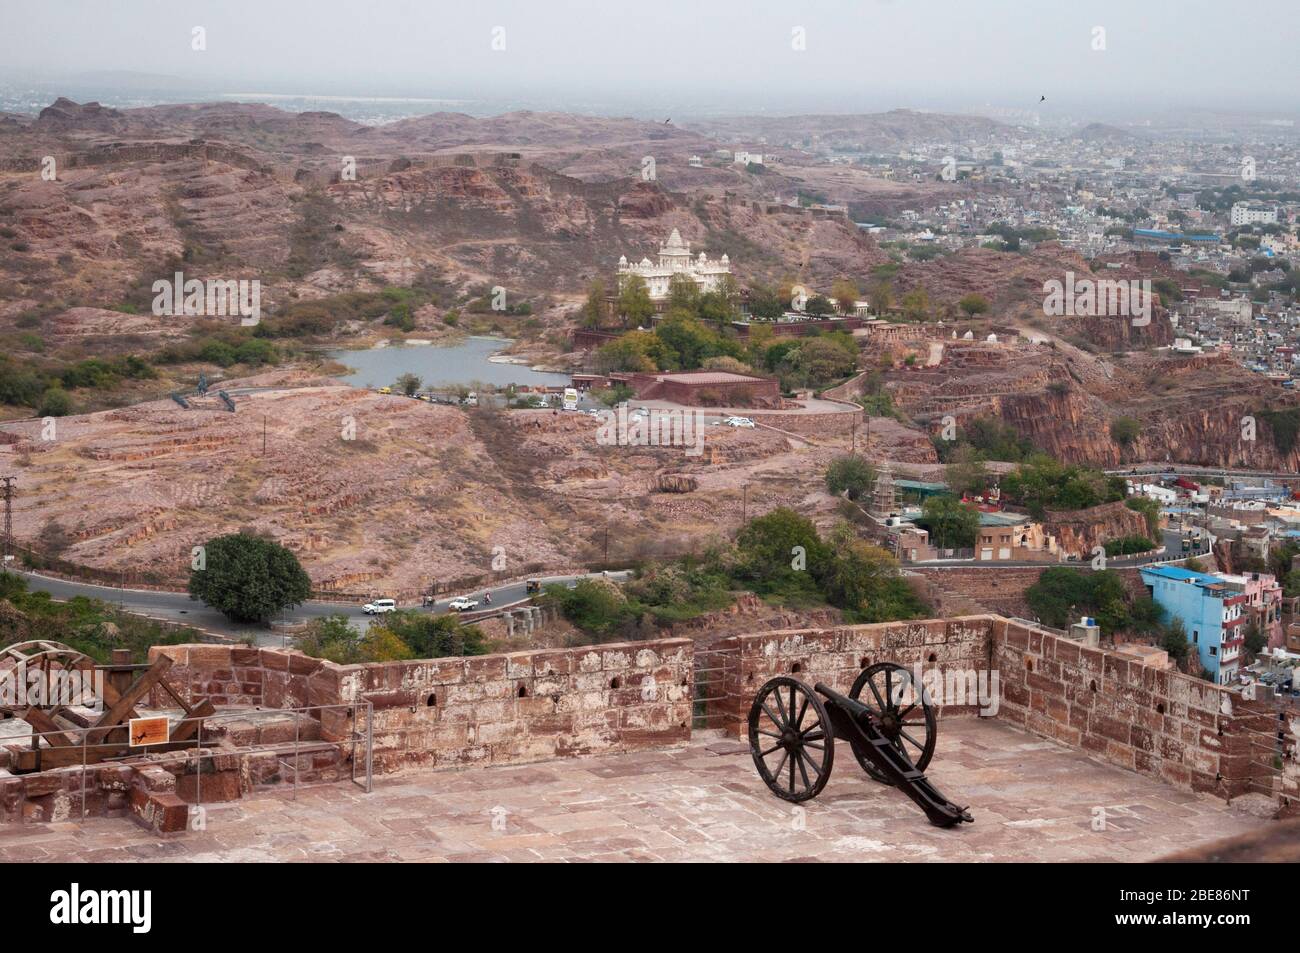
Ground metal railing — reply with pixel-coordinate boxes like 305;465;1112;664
5;701;372;822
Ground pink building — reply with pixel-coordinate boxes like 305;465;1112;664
1218;572;1285;648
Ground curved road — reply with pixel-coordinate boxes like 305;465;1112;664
13;569;630;647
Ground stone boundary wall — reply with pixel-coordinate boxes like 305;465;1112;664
136;621;1300;807
712;617;996;736
750;409;861;437
991;618;1255;797
150;637;693;774
707;615;1293;805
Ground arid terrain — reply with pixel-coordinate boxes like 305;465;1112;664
0;368;870;593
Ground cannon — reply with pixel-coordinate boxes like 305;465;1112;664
747;662;973;828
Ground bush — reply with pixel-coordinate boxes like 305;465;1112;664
234;338;277;366
37;388;73;417
825;455;875;501
381;612;490;658
1104;535;1157;556
545;579;634;638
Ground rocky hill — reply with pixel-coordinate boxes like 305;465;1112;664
0;99;882;320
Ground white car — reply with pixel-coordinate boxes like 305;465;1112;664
724;416;756;428
363;598;397;615
448;597;479;612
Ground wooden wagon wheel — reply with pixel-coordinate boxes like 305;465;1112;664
748;676;834;803
848;662;937;785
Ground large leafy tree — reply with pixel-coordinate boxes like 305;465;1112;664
188;532;313;623
831;278;860;315
617;274;654;328
917;495;980;548
580;278;607;328
734;507;828;596
825;455;875;500
667;273;701;313
820;524;928;622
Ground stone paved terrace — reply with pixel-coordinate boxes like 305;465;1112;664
0;719;1274;863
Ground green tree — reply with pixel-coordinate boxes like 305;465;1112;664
617;274;654;328
1243;621;1266;660
734;508;828;597
746;283;786;319
917;496;980;548
1124;496;1161;538
1160;618;1191;664
395;372;422;396
383;611;490;657
792;336;857;387
595;331;661;373
805;294;835;317
868;280;893;315
825;455;875;500
831;278;860;315
1110;416;1141;448
945;445;990;496
958;294;990;317
544;579;633;639
38;387;72;417
188;532;313;623
667;273;701;313
580;278;607;328
819;524;927;622
900;285;931;321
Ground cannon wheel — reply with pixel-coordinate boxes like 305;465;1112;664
748;676;834;802
849;662;936;785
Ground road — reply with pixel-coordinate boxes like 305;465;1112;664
1105;463;1298;481
12;569;630;647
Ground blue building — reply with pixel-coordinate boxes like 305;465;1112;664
1140;566;1246;685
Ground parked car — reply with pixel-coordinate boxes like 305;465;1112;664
448;597;479;612
363;598;397;615
724;416;756;428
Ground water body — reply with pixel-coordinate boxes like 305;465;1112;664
326;337;570;390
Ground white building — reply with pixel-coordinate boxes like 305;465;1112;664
1230;202;1278;226
617;229;732;302
734;151;763;166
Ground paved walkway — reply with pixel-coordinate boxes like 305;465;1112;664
0;719;1273;862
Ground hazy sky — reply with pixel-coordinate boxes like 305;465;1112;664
1;0;1296;117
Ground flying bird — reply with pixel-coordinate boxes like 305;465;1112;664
664;118;671;124
1039;96;1046;102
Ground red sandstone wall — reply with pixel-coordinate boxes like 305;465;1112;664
749;410;861;437
912;566;1148;618
713;617;996;735
151;638;694;774
991;619;1251;796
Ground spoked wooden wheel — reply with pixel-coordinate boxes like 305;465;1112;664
748;676;834;802
848;662;936;785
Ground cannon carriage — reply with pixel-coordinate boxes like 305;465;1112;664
747;662;973;828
